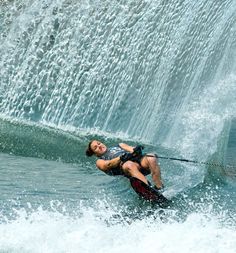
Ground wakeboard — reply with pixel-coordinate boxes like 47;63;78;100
129;177;171;208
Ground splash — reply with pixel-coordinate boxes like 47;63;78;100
0;0;235;150
0;202;235;253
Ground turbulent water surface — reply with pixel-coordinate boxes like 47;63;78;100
0;0;236;252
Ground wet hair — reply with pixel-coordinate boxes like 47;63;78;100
86;141;94;157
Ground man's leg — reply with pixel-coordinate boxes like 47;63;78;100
122;161;148;185
140;154;163;189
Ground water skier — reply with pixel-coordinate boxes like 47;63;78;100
86;140;164;190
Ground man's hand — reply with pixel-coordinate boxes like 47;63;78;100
133;145;144;156
120;152;133;162
120;145;144;163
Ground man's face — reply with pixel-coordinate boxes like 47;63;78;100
90;140;107;156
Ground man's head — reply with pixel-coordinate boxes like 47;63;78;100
86;140;107;157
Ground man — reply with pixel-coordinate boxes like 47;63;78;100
86;140;163;190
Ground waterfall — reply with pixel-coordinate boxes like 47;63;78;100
0;0;236;158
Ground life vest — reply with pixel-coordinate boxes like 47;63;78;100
98;145;127;176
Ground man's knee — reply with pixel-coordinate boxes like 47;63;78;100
141;154;157;167
149;156;157;164
147;154;158;164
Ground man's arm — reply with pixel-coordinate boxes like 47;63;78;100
96;157;121;172
119;143;134;153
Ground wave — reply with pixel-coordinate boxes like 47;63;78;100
0;0;236;149
0;116;86;163
0;200;235;253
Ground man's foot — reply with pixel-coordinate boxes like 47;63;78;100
154;185;165;194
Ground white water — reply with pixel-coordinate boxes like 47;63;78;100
1;0;236;147
0;206;235;253
164;74;236;160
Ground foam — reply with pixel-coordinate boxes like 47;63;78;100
0;204;235;253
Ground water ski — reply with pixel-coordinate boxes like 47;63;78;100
129;177;171;208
